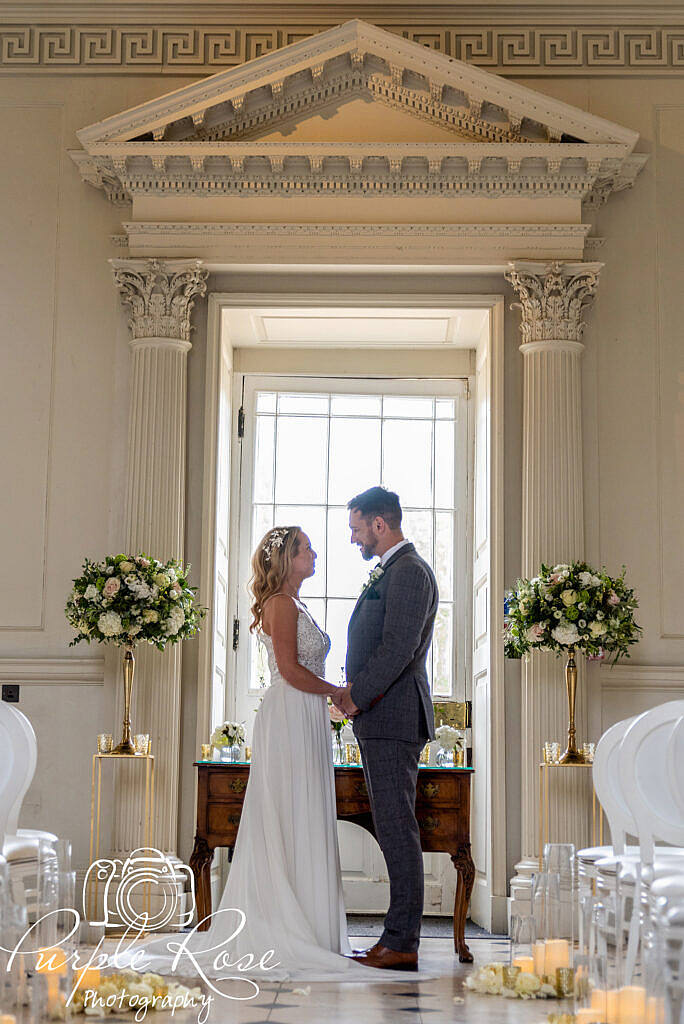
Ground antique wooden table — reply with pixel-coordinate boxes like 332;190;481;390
190;761;475;962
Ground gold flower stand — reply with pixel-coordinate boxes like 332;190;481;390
87;748;155;925
538;760;604;869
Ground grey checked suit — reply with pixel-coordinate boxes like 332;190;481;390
346;542;438;953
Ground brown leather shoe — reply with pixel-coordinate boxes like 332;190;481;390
349;942;418;971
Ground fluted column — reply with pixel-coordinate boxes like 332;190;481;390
504;260;602;887
110;258;208;858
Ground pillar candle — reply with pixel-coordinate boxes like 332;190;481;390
76;967;101;991
533;940;546;975
543;938;570;975
647;995;665;1024
512;955;535;974
0;1016;17;1024
606;989;620;1024
590;988;608;1019
618;986;647;1024
36;947;68;974
575;1011;605;1024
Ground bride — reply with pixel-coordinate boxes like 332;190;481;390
117;525;399;986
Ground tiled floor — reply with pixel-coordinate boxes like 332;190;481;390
18;934;573;1022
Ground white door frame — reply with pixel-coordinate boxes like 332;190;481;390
195;289;506;930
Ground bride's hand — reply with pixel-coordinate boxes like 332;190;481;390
328;701;348;723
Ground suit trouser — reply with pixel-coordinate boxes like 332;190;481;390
357;737;425;953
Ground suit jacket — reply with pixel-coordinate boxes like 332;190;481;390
346;543;437;743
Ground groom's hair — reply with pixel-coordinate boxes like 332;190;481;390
347;486;402;529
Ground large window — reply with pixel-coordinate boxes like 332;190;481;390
233;376;470;722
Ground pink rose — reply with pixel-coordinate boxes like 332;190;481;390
607;590;620;606
103;577;120;598
137;557;150;569
549;573;561;584
173;580;182;594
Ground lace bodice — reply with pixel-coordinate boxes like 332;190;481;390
261;603;331;683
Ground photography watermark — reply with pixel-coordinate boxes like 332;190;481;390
1;847;281;1021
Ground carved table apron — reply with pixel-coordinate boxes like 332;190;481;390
190;762;475;963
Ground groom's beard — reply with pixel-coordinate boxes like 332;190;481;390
360;544;377;561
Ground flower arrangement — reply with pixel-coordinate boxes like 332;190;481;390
66;554;205;651
504;561;642;664
435;724;463;751
465;963;557;1000
211;721;246;749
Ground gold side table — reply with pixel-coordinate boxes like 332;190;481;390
538;762;604;869
88;749;155;923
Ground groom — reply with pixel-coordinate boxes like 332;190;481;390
335;486;438;971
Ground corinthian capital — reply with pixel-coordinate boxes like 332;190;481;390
505;260;603;347
110;258;208;344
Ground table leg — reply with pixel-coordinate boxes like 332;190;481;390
451;842;475;963
189;834;214;931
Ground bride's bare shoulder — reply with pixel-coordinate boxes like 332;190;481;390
261;593;299;636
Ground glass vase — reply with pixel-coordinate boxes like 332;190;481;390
435;746;454;767
220;744;241;763
332;733;345;764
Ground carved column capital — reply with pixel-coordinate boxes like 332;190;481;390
505;260;603;348
110;258;208;344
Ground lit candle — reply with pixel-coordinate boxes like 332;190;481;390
0;1015;17;1024
647;995;665;1024
606;989;620;1024
76;967;101;991
36;947;68;975
533;940;546;975
590;988;608;1019
512;955;535;973
618;985;647;1024
543;938;570;975
46;973;61;1014
575;1011;604;1024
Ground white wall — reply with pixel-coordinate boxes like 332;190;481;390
1;68;683;887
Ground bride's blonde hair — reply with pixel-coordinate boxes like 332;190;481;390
249;526;302;633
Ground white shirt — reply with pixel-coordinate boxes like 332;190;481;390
380;538;411;567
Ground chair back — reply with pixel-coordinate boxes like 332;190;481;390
592;716;638;855
666;715;684;819
618;700;684;864
0;703;35;844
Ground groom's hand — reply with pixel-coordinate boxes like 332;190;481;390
336;685;359;717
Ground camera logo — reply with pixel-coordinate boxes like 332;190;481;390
83;847;196;931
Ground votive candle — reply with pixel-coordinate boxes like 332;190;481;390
512;955;535;973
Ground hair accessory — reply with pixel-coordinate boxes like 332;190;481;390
263;527;290;562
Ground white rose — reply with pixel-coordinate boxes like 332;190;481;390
560;589;577;606
128;624;141;636
589;621;607;637
579;571;594;587
142;609;159;623
98;611;123;636
84;584;99;601
154;573;169;587
596;610;604;620
552;622;580;645
553;564;570;573
119;560;135;574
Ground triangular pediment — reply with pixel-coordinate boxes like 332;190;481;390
77;20;637;149
71;19;645;209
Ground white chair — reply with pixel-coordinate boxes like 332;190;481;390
4;705;57;845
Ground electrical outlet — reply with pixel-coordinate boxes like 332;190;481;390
2;684;20;702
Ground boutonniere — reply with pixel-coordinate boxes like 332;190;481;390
360;565;385;596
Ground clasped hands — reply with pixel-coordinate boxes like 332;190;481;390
331;683;359;718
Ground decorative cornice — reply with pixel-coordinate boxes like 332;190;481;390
3;19;684;76
110;257;208;342
505;259;603;346
0;656;105;685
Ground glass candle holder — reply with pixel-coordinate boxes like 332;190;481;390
510;912;536;972
133;733;149;755
419;744;430;765
97;733;113;754
244;746;251;762
200;744;212;761
582;742;596;763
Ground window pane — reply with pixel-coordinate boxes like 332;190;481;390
256;392;276;413
275;416;328;503
278;393;329;415
435;398;455;419
401;508;433;564
383;420;433;507
435;511;454;601
275;504;326;598
252;505;274;551
331;395;382;417
434;420;455;509
250;635;270;691
253;415;275;503
325;598;358;685
383;396;434;418
326;505;371;598
432;604;453;697
328;417;381;505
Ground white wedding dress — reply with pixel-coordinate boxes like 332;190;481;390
115;600;394;987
